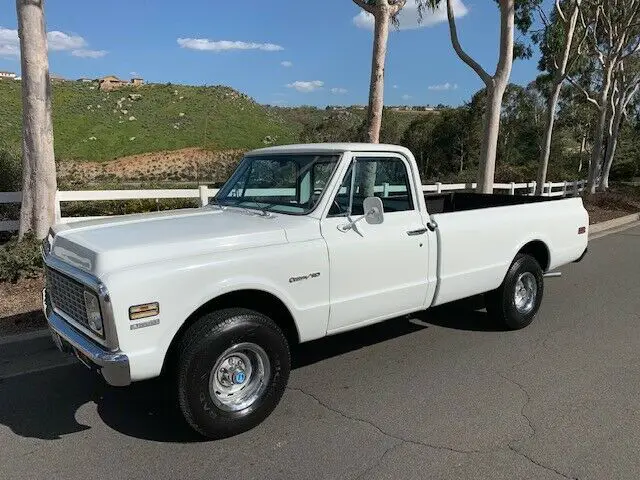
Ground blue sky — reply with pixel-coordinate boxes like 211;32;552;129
0;0;548;107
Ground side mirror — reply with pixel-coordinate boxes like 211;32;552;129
363;196;384;225
338;196;385;232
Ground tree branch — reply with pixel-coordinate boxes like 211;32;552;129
389;0;406;17
567;75;602;108
495;0;515;82
445;0;492;85
555;0;567;23
621;34;640;60
352;0;375;14
537;5;551;29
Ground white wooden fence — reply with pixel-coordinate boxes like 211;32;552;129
0;180;586;232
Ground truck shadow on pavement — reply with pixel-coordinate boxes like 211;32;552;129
0;297;500;443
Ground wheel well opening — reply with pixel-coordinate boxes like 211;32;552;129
162;290;300;375
519;240;550;271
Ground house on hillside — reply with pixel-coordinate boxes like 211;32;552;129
130;77;144;86
99;75;127;91
0;71;17;80
78;77;94;83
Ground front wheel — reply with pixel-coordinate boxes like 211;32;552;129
176;308;290;439
485;254;544;330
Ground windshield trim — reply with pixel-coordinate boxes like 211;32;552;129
211;153;344;217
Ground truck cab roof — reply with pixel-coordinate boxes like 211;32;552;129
248;143;413;157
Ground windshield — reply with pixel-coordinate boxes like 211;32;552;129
213;154;340;215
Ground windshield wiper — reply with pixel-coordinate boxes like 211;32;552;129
212;197;272;216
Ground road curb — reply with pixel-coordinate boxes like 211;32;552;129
589;212;640;234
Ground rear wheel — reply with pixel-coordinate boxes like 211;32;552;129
176;308;290;439
485;254;544;330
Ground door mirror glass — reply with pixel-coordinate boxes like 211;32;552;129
363;196;384;225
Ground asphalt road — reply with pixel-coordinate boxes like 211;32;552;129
1;225;639;480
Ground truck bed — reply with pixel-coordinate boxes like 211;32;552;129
424;192;563;214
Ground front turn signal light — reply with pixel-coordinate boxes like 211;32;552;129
129;302;159;320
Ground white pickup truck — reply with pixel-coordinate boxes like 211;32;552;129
43;143;589;438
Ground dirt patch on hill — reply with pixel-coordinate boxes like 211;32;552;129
58;147;246;185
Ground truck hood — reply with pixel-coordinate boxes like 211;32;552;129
50;207;288;276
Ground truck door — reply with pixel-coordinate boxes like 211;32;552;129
321;153;430;332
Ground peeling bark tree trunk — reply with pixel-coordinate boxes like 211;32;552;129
16;0;57;240
365;7;390;144
586;62;615;195
477;84;506;192
599;109;622;191
536;84;562;194
600;82;640;190
535;2;581;195
578;131;586;173
353;0;405;196
442;0;514;193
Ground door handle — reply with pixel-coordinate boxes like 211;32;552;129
407;228;428;236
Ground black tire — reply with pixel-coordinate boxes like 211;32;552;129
176;308;290;439
485;254;544;330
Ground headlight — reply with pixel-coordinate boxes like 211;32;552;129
83;290;103;334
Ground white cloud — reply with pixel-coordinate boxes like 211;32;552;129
286;80;324;93
428;82;458;91
130;71;140;77
72;49;107;58
177;38;283;52
281;60;293;67
0;27;19;57
47;31;86;51
0;26;106;59
402;94;412;100
353;0;468;31
393;84;399;89
331;87;348;94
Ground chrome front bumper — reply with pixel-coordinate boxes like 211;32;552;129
46;299;131;387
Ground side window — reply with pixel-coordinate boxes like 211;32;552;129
328;157;414;216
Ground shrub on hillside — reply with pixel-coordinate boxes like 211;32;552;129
0;233;43;283
0;147;21;191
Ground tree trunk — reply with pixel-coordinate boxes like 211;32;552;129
578;131;586;173
586;62;614;195
477;84;506;193
16;0;57;240
536;82;563;194
587;106;608;194
535;1;580;195
365;7;390;144
476;0;514;193
599;112;621;191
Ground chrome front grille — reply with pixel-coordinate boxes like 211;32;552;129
45;267;90;329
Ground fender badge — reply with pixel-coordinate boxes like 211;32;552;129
289;272;321;283
130;318;160;330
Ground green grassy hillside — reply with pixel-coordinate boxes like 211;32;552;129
0;80;299;161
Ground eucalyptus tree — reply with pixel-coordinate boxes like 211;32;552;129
600;56;640;189
416;0;541;193
567;0;640;193
533;0;588;194
353;0;407;143
16;0;57;240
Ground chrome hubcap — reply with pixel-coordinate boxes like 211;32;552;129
209;343;270;412
514;272;537;314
